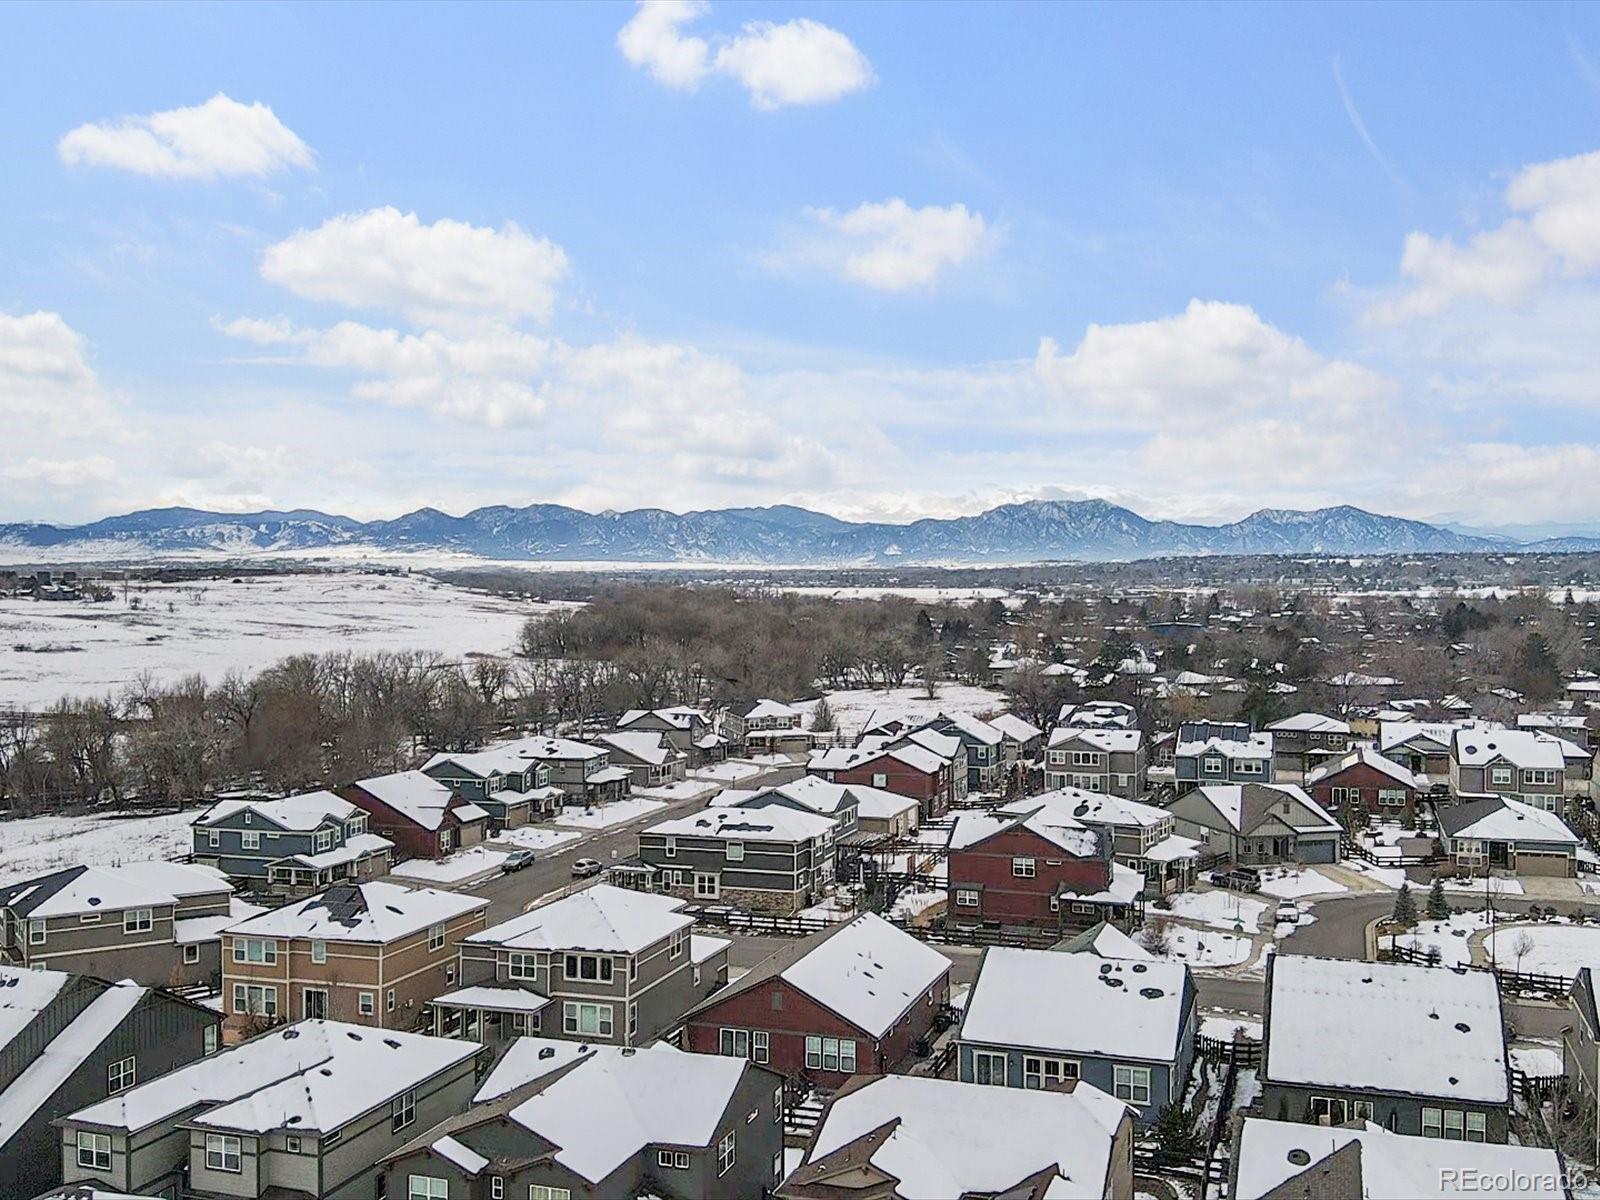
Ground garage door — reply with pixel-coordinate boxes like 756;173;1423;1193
1514;850;1572;878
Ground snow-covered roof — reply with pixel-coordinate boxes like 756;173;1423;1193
422;742;551;778
0;980;147;1152
690;933;730;965
1175;732;1273;760
714;775;856;817
68;1020;478;1134
797;1074;1127;1200
193;789;358;830
936;712;1004;745
594;730;679;766
1;862;232;920
1058;701;1137;729
466;884;692;954
646;804;837;843
845;782;920;819
949;809;1101;858
224;881;487;944
588;765;633;784
1008;787;1169;830
961;949;1189;1062
988;713;1043;743
173;898;266;946
1325;671;1401;687
900;728;962;760
350;770;459;831
1266;711;1351;735
430;1134;488;1175
1055;922;1154;961
1437;796;1580;846
776;914;949;1038
619;706;706;730
1453;728;1568;770
0;967;71;1050
1060;861;1144;905
502;1042;754;1184
745;698;804;720
1306;746;1422;790
272;831;394;871
1185;783;1340;836
1047;726;1143;752
1517;713;1590;732
1233;1119;1564;1199
433;986;551;1014
1264;956;1509;1103
1144;834;1202;862
473;1037;591;1102
1378;720;1475;753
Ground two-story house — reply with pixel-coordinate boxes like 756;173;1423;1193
638;806;838;915
422;744;564;827
710;775;860;840
808;743;953;820
1378;720;1469;785
1264;712;1352;780
1173;722;1274;792
947;807;1142;933
957;947;1196;1124
0;862;243;988
384;1040;785;1200
988;712;1044;784
1450;728;1570;812
1002;789;1198;894
1166;783;1343;866
683;913;950;1085
0;967;218;1198
1261;955;1512;1141
1306;746;1424;827
618;705;716;763
1564;967;1600;1161
191;792;394;895
1044;728;1147;797
593;730;689;790
923;713;1006;793
513;736;633;807
448;884;725;1048
339;771;491;861
742;699;811;755
56;1020;481;1200
1435;796;1581;877
220;880;489;1032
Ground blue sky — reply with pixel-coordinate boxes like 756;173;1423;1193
4;1;1600;531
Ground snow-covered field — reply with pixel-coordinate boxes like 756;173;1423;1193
1256;867;1349;899
1384;910;1495;968
0;572;572;707
552;797;669;830
1148;923;1254;968
1161;889;1269;934
0;810;197;884
1488;922;1600;976
393;845;510;883
780;586;1015;604
822;683;1009;739
490;826;583;854
691;761;766;784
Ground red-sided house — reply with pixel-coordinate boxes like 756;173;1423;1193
338;770;490;861
807;743;953;819
1305;746;1424;828
947;808;1144;932
683;912;950;1087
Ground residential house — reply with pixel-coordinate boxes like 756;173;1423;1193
923;712;1006;793
1058;701;1139;730
742;699;813;755
1173;722;1274;791
385;1040;784;1200
1001;789;1199;895
851;785;921;838
860;727;968;804
191;792;394;896
422;744;564;827
617;705;715;762
1450;729;1571;812
512;737;633;807
0;862;245;988
989;712;1044;783
1231;1118;1566;1200
711;775;861;839
1260;955;1512;1141
593;730;688;790
780;1074;1135;1200
683;913;950;1085
638;807;838;915
220;881;489;1032
1166;783;1343;866
808;743;953;820
1264;712;1352;780
1564;967;1600;1160
339;771;490;862
56;1020;480;1199
1379;720;1468;785
1044;728;1147;798
1435;796;1581;877
1306;747;1425;828
947;808;1143;932
1053;920;1155;961
0;967;218;1199
448;884;725;1049
957;948;1196;1124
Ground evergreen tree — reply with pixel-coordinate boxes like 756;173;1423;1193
1426;876;1449;922
1392;882;1418;927
1153;1100;1205;1162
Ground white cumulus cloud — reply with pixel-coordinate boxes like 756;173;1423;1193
58;93;313;180
795;199;990;291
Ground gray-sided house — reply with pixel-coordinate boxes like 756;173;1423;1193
191;792;394;896
1435;796;1581;878
1002;788;1200;895
447;884;726;1050
1174;722;1274;791
1166;783;1342;866
384;1039;785;1200
1;862;247;989
1450;728;1570;813
1264;712;1352;780
512;737;633;808
56;1019;480;1200
780;1074;1135;1200
0;967;219;1199
1045;728;1147;798
1564;967;1600;1163
422;744;563;828
923;713;1006;793
989;712;1044;781
617;706;717;764
639;806;838;915
957;947;1195;1124
592;730;688;790
742;699;812;756
709;775;860;839
1261;955;1512;1142
1378;720;1464;785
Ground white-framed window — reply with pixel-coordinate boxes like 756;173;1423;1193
407;1177;448;1200
564;953;614;982
208;829;220;848
665;836;677;858
658;1149;691;1169
204;1024;219;1055
563;1001;613;1038
718;1129;736;1176
804;1035;856;1072
28;918;45;945
1490;766;1513;786
720;1027;750;1057
508;951;538;980
955;888;980;907
1071;750;1102;767
184;943;201;964
1524;768;1558;787
205;1133;242;1173
77;1129;112;1170
530;1186;572;1200
107;1055;136;1093
286;1134;301;1153
491;1178;504;1200
1071;901;1096;915
311;939;327;964
428;923;445;952
1423;1107;1442;1137
1466;1111;1486;1141
973;1049;1008;1086
1113;1064;1152;1105
387;988;396;1013
670;929;687;959
232;983;278;1016
1377;789;1407;807
358;991;374;1016
391;1089;416;1132
234;938;277;965
1203;757;1224;775
1236;759;1265;776
773;1149;784;1179
1012;857;1036;878
694;873;719;898
241;830;260;851
628;1002;638;1039
872;772;888;787
1022;1055;1079;1089
726;840;745;862
752;1030;769;1063
315;829;333;852
123;907;153;934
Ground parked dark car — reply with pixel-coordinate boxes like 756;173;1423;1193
1207;866;1263;893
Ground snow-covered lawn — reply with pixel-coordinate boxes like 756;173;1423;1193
0;573;567;708
1160;889;1269;934
821;684;1009;740
488;826;582;854
888;887;945;921
393;845;508;883
633;780;719;802
1383;910;1495;969
1256;867;1348;899
1445;876;1525;896
798;895;856;923
1200;1013;1263;1041
1147;923;1254;968
0;809;198;884
552;797;669;830
690;761;765;784
1511;1042;1564;1077
1487;922;1600;977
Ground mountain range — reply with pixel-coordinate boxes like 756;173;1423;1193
2;500;1598;565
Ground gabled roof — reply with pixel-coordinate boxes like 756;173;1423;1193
348;771;466;831
1052;921;1154;961
1435;796;1580;845
1266;711;1351;735
593;730;679;766
646;804;837;843
809;743;946;776
949;808;1102;858
1306;746;1422;790
422;742;550;779
0;862;232;920
0;967;73;1050
618;706;706;730
465;884;692;954
193;790;357;830
774;914;948;1038
1175;732;1273;760
1378;720;1468;754
224;881;486;944
1007;787;1169;830
900;728;963;760
746;698;804;720
1453;728;1567;770
1047;726;1144;752
987;713;1043;744
934;712;1004;746
1181;783;1340;837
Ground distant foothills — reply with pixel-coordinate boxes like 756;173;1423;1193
2;499;1599;565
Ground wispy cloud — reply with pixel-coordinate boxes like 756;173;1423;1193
1332;55;1410;195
